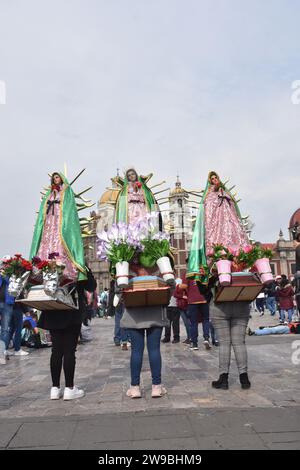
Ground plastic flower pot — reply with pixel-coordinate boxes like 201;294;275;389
254;258;273;285
116;261;130;288
216;260;232;286
156;256;175;285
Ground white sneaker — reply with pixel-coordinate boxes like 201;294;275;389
14;349;29;356
4;350;14;356
63;386;85;401
203;340;212;350
152;385;167;398
126;385;142;399
50;387;63;400
0;355;6;365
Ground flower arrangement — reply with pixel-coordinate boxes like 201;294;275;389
32;253;65;274
97;222;142;266
97;214;174;286
2;254;33;277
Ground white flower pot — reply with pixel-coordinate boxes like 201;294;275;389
8;272;31;298
157;256;175;285
116;261;129;288
43;271;59;297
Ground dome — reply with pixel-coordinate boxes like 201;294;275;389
289;208;300;229
169;176;188;198
99;188;120;206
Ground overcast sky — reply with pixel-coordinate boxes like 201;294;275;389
0;0;300;256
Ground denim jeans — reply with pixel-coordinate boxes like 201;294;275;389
280;308;294;323
187;303;210;345
0;302;14;349
266;297;276;316
114;305;129;344
8;306;24;352
128;327;163;386
180;309;191;340
255;325;290;335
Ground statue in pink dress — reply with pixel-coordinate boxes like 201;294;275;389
114;168;162;228
188;171;250;280
30;172;87;284
204;172;250;256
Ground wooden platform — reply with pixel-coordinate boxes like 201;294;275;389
123;276;171;307
215;272;263;302
16;285;78;311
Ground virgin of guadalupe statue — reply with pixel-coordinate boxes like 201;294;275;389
113;168;163;229
188;171;250;282
30;172;87;283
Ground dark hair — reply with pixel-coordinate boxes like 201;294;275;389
126;168;138;181
280;278;289;288
51;172;63;185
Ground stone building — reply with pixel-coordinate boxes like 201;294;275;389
262;208;300;278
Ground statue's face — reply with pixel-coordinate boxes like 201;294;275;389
52;174;63;185
210;174;220;187
127;170;138;182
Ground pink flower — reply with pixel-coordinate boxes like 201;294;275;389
244;245;253;254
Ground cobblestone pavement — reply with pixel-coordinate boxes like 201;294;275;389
1;310;300;449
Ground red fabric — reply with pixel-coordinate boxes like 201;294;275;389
174;284;188;310
182;275;206;305
278;285;294;310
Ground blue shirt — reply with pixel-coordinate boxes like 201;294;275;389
0;276;16;305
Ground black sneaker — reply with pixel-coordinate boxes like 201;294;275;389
182;338;191;345
203;339;212;350
212;373;229;390
161;338;170;343
189;343;199;350
212;340;219;347
172;339;180;344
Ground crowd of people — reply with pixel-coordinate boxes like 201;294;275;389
254;273;300;323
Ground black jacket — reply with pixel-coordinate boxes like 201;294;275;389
38;268;97;331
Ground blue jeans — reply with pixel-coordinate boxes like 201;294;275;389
255;325;290;335
180;309;191;340
266;297;276;316
280;308;294;323
128;327;163;386
210;321;218;343
0;302;14;349
114;305;129;344
187;303;210;345
8;306;24;352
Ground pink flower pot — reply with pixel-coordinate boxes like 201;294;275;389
216;260;232;286
254;258;273;285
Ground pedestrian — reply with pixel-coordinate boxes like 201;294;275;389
162;280;181;344
6;297;30;357
264;280;277;316
211;302;251;390
38;270;96;401
180;259;211;351
255;291;265;316
121;304;169;399
278;278;295;323
100;288;109;319
0;270;17;365
173;278;191;344
292;234;300;315
114;302;130;350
